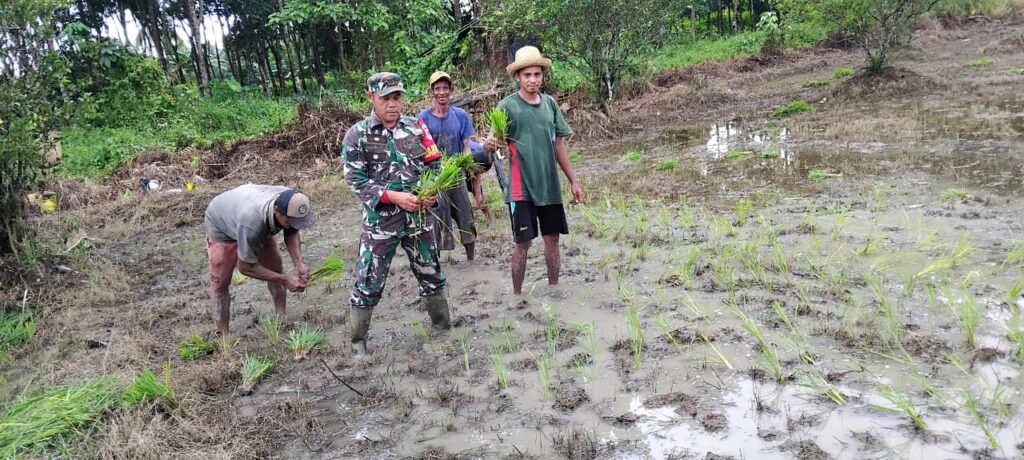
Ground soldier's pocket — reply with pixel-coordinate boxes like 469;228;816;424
363;142;391;177
397;136;427;161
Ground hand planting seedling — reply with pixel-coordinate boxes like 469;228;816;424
308;252;345;286
286;325;325;361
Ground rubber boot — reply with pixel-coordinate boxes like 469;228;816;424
350;308;373;359
465;242;476;261
423;292;451;329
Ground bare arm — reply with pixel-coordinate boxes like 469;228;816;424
283;230;309;281
554;137;583;204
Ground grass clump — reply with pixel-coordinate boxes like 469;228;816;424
761;146;781;159
286;325;325;361
726;149;749;160
802;79;830;88
940;188;969;201
654;159;678;171
240;356;275;394
0;309;34;358
622;150;641;163
833;67;854;79
808;169;840;181
257;314;283;345
178;334;217;360
1009;67;1024;75
569;152;583;163
308;252;345;285
771;100;814;118
0;376;120;458
123;361;183;414
963;57;991;69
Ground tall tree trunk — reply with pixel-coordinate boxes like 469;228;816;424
276;0;302;93
213;43;224;79
308;36;325;89
204;44;215;84
269;41;287;92
261;43;278;95
750;0;756;30
145;0;169;74
295;36;311;92
254;51;270;96
716;0;724;36
183;0;212;97
117;8;130;44
690;7;696;39
167;26;187;84
336;24;348;75
731;0;739;35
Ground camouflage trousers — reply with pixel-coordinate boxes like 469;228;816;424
350;229;446;309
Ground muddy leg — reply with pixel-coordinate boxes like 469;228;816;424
512;240;531;295
207;239;238;335
258;235;287;318
542;234;560;287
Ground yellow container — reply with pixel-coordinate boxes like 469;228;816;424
186;182;195;191
41;198;58;213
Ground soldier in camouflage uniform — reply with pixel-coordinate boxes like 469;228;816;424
342;72;452;358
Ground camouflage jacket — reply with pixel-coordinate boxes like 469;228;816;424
342;111;440;236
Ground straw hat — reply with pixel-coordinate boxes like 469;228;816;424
506;46;551;76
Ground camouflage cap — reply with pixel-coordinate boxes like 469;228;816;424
367;72;405;96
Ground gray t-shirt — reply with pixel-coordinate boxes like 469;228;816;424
204;184;287;263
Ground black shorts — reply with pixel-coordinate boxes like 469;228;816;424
508;201;568;243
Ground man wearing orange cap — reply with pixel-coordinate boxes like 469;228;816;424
485;46;584;297
417;71;480;261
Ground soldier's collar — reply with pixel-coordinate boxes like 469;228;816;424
367;110;408;131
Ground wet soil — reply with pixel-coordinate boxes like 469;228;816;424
4;18;1024;460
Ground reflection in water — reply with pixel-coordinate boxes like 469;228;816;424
707;122;740;159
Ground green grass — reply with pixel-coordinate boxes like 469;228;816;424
286;325;325;361
833;67;854;79
569;152;583;163
0;376;120;458
761;146;781;159
622;150;641;163
1009;67;1024;75
0;309;34;358
802;79;830;88
772;100;814;118
808;169;840;181
940;188;969;201
240;356;275;394
963;57;992;69
654;159;678;171
726;149;749;160
123;361;182;413
61;95;296;179
178;334;217;360
652;31;766;70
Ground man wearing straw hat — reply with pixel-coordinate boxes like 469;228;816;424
342;72;453;359
204;184;316;336
417;70;480;261
485;46;584;297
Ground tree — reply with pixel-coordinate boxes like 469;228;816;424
491;0;675;102
180;0;211;96
776;0;940;72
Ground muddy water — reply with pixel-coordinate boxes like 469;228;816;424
219;115;1024;459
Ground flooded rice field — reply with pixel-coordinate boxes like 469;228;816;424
211;116;1024;459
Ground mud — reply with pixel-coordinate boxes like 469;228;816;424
5;17;1024;460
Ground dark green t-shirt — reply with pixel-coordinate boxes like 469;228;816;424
497;93;573;205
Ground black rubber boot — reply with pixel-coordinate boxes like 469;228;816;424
350;308;373;359
423;292;451;329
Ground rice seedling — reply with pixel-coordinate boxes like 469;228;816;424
915;229;943;252
410;321;431;343
856;234;882;256
308;252;345;285
1000;241;1024;270
219;334;240;356
683;294;710;319
962;389;998;448
798;367;846;405
770;241;789;274
655;159;678;171
944;352;972;377
709;214;737;240
732;306;784;382
613;193;629;217
257;314;283;345
951;235;974;266
452;329;471;371
487;319;519;354
916;255;955;280
830;212;848;240
626;304;644;369
956;290;981;348
536;352;557;399
910;369;950;403
701;334;733;369
808;169;840;181
0;376;120;458
416;153;481;200
771;301;794;331
872;383;927;431
489;351;509;389
735;198;754;226
653;314;681;352
869;254;898;273
545;313;561;354
1006;277;1023;308
286;325;326;361
709;257;737;294
573;322;601;364
124;361;181;413
761;145;781;159
240;355;275;394
1003;310;1024;363
486;108;510;141
677;204;696;233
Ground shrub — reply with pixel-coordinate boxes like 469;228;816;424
772;100;814;118
833;67;855;79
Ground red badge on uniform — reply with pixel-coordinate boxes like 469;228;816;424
417;119;442;163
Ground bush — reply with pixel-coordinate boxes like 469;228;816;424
833;67;855;79
655;159;678;171
772;100;815;118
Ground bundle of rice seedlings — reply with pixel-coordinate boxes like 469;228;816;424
239;355;275;395
486;108;510;142
308;252;345;286
0;376;119;458
123;361;182;414
415;153;480;200
286;325;325;361
178;334;217;360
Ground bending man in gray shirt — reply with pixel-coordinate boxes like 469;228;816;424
204;184;317;335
